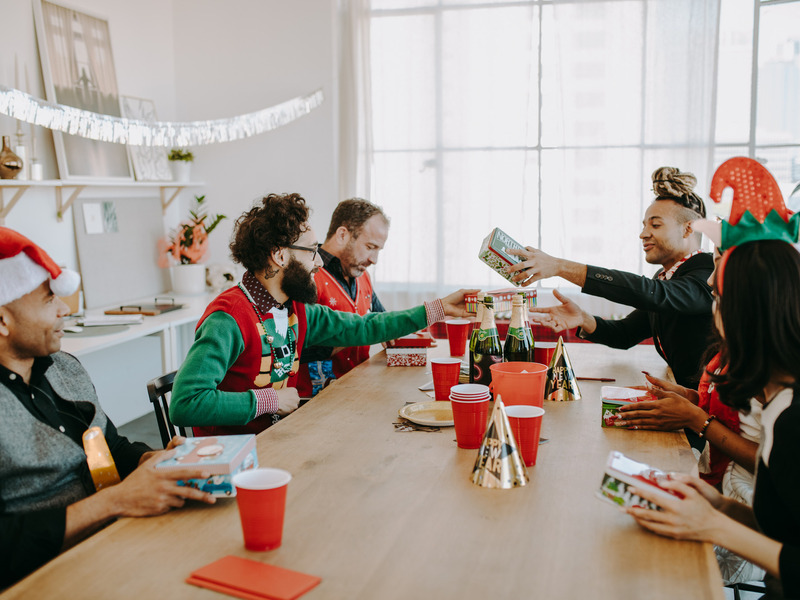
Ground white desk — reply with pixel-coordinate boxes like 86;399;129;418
60;291;213;425
62;292;213;374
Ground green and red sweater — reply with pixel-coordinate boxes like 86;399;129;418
170;284;428;435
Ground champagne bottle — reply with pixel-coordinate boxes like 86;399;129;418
469;292;486;356
504;294;534;362
470;296;503;386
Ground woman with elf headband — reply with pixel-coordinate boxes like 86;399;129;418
508;166;714;389
627;158;800;599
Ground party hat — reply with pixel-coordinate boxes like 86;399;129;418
544;336;581;401
471;397;528;489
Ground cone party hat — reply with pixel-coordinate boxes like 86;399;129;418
471;396;528;489
544;336;581;401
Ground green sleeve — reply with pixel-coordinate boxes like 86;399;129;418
304;304;427;348
170;311;257;427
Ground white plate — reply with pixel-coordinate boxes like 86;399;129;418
398;401;454;427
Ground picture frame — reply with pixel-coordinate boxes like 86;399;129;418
119;96;172;181
33;0;133;181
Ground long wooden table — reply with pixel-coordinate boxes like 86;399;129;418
3;343;723;599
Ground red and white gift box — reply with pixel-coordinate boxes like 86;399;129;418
385;332;435;367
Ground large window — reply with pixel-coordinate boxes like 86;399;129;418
366;0;800;305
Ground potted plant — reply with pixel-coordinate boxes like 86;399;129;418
167;148;195;182
158;195;226;294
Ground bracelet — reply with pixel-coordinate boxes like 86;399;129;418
698;415;717;438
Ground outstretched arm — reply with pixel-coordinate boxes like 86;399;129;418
506;247;588;287
529;289;597;333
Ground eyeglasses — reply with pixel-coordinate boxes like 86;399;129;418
288;242;321;261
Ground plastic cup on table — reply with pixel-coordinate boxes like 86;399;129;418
450;394;490;449
534;342;558;367
430;357;462;401
445;319;471;357
489;362;548;407
505;405;545;467
233;468;292;551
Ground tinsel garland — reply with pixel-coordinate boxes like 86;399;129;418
0;85;324;147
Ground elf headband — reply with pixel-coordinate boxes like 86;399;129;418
692;157;800;295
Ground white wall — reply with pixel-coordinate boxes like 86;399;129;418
0;0;340;425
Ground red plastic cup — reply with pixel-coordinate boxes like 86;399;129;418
431;357;462;401
233;468;292;551
489;362;548;407
505;405;545;467
450;396;490;449
534;342;557;367
445;319;471;357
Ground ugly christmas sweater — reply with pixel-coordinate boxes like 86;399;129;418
170;281;429;436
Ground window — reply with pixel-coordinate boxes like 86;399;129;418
366;0;799;305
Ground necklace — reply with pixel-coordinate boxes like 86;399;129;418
238;283;297;372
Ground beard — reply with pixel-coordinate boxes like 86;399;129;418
281;257;318;304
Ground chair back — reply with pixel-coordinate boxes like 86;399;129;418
146;371;188;448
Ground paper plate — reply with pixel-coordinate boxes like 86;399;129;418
398;401;454;427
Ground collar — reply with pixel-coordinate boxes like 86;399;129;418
319;247;347;280
0;355;54;389
242;270;289;313
657;250;701;281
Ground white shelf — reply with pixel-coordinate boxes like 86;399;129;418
0;179;205;224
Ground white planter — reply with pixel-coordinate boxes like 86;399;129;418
171;264;207;295
170;161;192;183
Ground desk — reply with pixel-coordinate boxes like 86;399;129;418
2;343;723;600
61;292;213;374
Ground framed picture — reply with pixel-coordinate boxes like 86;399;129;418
120;96;172;181
34;0;133;181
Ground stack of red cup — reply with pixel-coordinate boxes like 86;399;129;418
449;383;491;449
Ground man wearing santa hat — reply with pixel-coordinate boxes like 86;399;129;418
0;227;215;588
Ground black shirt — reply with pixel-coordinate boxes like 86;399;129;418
580;253;715;388
300;248;386;364
0;357;150;588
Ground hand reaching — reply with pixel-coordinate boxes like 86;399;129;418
440;288;481;318
528;289;591;332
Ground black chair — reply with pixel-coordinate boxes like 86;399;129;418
146;371;188;449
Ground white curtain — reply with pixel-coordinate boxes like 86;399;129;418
338;0;374;201
351;0;720;314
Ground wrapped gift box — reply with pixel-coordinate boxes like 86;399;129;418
155;434;257;497
465;288;537;314
478;228;526;286
386;332;434;367
600;386;653;428
596;451;675;510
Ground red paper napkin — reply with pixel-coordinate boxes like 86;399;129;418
186;555;321;600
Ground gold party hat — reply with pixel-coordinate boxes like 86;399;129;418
544;336;581;401
471;396;529;489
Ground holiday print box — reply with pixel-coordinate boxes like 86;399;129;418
464;288;537;314
601;386;654;428
385;332;435;367
596;451;676;510
155;435;258;497
478;228;527;286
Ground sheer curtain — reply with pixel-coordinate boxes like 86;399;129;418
347;0;720;314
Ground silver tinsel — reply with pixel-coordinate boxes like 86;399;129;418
0;85;324;147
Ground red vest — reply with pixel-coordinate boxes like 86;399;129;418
192;286;308;437
296;267;374;396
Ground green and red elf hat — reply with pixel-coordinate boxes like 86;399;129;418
692;157;800;294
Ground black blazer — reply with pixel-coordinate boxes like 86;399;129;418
580;252;714;388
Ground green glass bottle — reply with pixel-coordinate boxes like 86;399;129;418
468;291;486;358
504;294;534;362
470;296;503;386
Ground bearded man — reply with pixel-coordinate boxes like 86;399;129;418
170;193;474;436
297;199;389;397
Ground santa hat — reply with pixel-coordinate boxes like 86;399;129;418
0;227;80;306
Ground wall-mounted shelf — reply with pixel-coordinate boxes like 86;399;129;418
0;180;205;225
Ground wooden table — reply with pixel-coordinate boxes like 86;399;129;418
3;344;723;599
